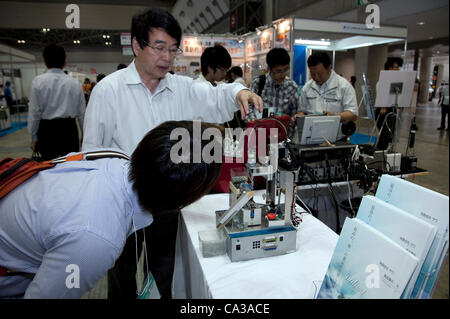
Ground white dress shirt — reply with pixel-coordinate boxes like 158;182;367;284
0;153;152;298
82;61;245;155
233;76;246;86
27;68;86;142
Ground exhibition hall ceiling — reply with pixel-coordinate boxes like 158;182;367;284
0;0;447;55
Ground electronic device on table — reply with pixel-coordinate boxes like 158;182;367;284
292;115;341;145
203;115;378;262
215;133;300;262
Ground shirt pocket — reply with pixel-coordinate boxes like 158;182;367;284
324;94;342;112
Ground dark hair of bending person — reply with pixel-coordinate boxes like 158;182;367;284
130;120;223;215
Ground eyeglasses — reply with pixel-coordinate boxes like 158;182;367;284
217;66;229;73
271;68;289;75
142;41;183;56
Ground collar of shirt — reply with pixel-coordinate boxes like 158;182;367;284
124;60;175;95
195;73;221;86
312;70;338;94
46;68;65;75
266;73;289;88
121;161;154;236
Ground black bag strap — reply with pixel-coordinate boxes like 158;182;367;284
257;74;266;96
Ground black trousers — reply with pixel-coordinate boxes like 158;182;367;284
107;210;179;300
375;107;396;151
439;104;449;129
36;118;79;161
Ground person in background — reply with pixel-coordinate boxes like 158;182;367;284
374;58;402;150
27;44;85;161
194;44;231;86
117;63;127;70
96;73;106;83
0;120;223;298
230;66;246;86
225;69;234;83
350;75;357;88
0;84;5;105
82;78;91;103
3;81;13;107
81;8;262;300
250;48;299;118
293;51;357;123
437;81;449;131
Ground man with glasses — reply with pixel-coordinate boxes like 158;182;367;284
82;8;262;300
250;48;300;118
195;44;231;86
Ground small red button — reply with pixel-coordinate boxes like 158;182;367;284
267;213;277;220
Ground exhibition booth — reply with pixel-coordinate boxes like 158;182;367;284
171;18;448;300
174;17;408;89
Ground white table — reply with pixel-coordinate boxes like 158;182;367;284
172;191;339;299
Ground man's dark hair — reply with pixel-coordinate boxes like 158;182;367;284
384;57;403;70
42;44;66;69
384;60;393;70
200;45;231;76
266;48;290;69
130;120;223;215
96;73;106;82
117;63;127;70
131;8;182;55
307;51;332;69
230;66;243;77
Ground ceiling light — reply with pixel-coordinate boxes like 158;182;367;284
73;40;80;44
417;21;425;25
17;40;26;43
295;39;331;46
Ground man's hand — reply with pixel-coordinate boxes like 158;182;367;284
291;111;306;123
236;90;263;120
30;141;36;151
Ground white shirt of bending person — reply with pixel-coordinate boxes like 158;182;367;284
82;60;245;155
27;68;86;143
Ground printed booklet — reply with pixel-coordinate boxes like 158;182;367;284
356;195;437;298
317;218;419;299
375;174;449;298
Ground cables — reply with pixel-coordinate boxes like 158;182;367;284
324;153;341;234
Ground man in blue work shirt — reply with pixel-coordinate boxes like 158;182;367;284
0;120;222;298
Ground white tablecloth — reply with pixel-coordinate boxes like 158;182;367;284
172;191;339;299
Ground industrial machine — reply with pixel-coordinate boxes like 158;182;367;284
208;115;382;262
215;134;301;262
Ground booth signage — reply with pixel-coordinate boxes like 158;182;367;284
274;20;291;51
1;69;21;77
245;29;273;58
122;46;133;56
340;22;375;35
120;32;131;45
181;36;244;58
